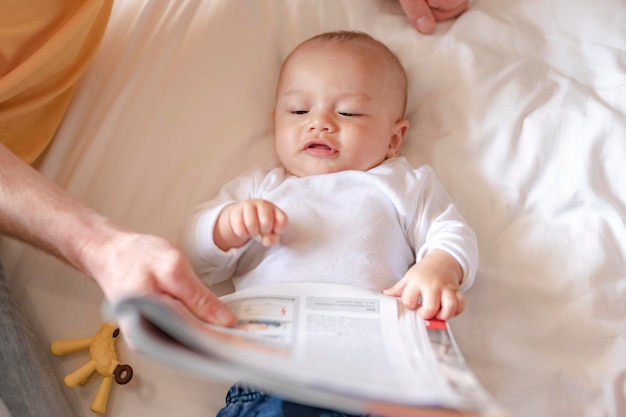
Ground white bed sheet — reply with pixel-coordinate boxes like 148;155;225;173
2;0;626;416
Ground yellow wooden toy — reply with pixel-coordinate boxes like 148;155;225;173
50;323;133;414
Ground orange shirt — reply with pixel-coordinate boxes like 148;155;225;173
0;0;113;164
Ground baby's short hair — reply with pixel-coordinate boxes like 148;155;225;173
298;31;408;117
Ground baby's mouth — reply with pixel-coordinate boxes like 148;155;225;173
304;141;337;157
307;143;331;151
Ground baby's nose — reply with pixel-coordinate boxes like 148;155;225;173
308;113;335;132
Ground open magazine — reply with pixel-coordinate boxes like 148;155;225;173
111;283;507;417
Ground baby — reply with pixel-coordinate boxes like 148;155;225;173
183;30;477;319
181;30;479;416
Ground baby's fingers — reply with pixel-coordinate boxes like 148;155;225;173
401;281;425;310
260;234;281;247
416;288;441;319
227;205;252;241
272;208;288;235
255;202;288;247
255;202;278;235
383;278;407;297
436;288;465;320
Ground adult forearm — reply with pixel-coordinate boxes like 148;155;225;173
0;143;117;275
0;144;237;325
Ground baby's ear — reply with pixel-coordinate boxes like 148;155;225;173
386;118;409;158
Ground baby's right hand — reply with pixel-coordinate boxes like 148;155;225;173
214;199;288;250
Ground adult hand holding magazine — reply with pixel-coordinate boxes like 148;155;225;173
111;282;507;417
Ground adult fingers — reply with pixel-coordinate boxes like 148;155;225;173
398;0;437;34
429;0;468;22
426;0;466;11
171;265;237;326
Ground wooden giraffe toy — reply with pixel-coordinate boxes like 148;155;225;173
51;323;133;414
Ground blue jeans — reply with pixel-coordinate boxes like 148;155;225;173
216;384;367;417
0;261;74;417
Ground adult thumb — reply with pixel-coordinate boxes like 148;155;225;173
173;271;237;327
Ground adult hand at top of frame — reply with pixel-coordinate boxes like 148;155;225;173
398;0;469;34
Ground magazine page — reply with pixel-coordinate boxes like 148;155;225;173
113;282;507;416
406;316;505;415
216;283;456;406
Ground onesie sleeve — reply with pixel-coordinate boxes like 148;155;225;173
411;167;479;292
179;170;265;286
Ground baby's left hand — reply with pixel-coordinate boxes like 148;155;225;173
383;249;464;320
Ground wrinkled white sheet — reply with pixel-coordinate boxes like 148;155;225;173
2;1;625;416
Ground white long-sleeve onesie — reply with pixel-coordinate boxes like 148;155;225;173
181;157;478;293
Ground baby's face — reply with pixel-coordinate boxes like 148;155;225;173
273;41;408;177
